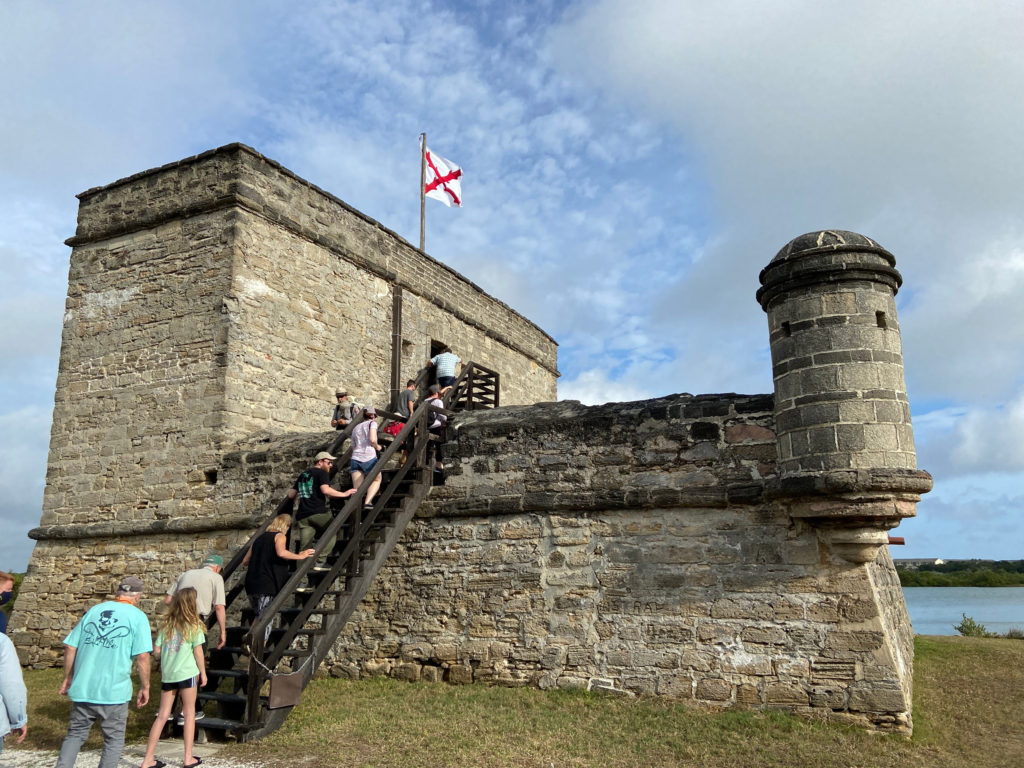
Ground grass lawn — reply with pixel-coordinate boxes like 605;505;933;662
13;636;1024;768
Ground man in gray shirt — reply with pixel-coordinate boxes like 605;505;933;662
166;554;227;649
397;379;417;419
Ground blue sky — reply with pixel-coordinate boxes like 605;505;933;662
2;0;1023;569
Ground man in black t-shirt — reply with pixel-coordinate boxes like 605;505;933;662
287;451;356;555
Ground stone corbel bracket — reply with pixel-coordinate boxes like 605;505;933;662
766;468;933;563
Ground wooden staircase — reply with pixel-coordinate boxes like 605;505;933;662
193;362;498;742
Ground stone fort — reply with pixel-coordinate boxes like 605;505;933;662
12;143;932;734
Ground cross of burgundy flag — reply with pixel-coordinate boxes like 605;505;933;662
423;146;463;207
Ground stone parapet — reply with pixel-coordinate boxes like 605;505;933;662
425;394;777;516
161;394;908;732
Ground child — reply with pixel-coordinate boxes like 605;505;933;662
140;587;207;768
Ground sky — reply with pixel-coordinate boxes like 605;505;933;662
2;0;1022;570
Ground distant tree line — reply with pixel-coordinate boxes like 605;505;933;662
897;560;1024;587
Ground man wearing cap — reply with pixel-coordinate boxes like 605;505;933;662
287;451;357;556
55;576;152;768
331;391;355;430
166;554;227;650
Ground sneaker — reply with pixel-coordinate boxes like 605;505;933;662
175;710;206;726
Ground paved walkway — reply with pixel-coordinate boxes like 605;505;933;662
0;738;266;767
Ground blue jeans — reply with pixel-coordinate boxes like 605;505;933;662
55;701;129;768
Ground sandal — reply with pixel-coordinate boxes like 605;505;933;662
184;759;203;768
142;760;166;768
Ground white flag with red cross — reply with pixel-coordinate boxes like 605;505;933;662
424;147;463;207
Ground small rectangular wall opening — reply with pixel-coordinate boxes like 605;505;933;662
781;321;792;337
876;311;887;328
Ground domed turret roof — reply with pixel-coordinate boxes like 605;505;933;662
757;230;902;310
770;230;894;266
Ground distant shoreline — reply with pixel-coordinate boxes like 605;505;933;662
896;560;1024;587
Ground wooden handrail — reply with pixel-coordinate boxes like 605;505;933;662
242;400;434;684
217;415;367;604
223;360;500;731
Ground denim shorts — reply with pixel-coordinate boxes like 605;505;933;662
350;457;378;474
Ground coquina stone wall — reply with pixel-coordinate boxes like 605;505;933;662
14;146;929;736
13;145;557;662
193;395;915;731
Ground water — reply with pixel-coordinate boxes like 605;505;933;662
902;586;1024;635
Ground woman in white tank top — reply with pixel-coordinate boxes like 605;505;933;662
350;407;383;509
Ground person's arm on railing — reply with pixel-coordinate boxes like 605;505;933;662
321;483;357;503
274;532;315;561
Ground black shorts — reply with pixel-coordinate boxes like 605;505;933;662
161;675;199;692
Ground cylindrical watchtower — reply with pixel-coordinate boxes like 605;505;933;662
757;230;932;561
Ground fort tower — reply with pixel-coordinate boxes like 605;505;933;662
757;230;931;563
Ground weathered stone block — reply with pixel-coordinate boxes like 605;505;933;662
363;659;391;677
825;631;884;653
695;678;732;701
765;683;809;706
721;654;773;676
736;684;762;706
848;686;907;713
393;662;422;682
447;664;473;685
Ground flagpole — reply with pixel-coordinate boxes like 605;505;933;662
419;133;426;252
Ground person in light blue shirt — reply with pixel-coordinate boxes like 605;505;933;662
0;632;28;754
55;575;153;768
428;346;461;394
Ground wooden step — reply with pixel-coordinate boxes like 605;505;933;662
207;427;438;742
193;716;245;733
199;691;248;706
207;668;248;679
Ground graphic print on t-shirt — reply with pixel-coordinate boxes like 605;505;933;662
297;471;314;499
82;609;131;648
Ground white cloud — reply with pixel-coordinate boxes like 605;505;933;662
915;394;1024;478
551;0;1024;401
0;406;51;570
558;368;658;406
902;240;1024;403
898;473;1024;560
1;0;1022;567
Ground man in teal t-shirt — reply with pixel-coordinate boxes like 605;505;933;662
55;576;152;768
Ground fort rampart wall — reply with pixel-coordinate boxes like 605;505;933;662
13;147;929;734
187;395;914;730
